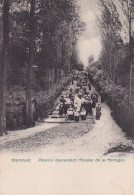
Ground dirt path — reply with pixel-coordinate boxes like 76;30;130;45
0;103;134;158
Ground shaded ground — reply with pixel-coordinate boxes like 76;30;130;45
0;121;93;153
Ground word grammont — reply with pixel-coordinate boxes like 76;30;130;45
12;158;31;162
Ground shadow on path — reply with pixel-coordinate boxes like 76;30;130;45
104;144;134;155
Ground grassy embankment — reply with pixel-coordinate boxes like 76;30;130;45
88;63;134;137
6;74;72;131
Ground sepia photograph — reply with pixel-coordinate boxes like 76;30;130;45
0;0;134;194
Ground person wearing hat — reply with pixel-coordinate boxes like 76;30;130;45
74;92;82;121
83;87;88;96
77;92;82;98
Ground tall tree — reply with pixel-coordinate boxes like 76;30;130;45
119;0;134;109
128;0;133;110
97;0;122;80
0;0;9;135
26;0;35;126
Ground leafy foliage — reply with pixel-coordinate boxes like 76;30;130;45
0;0;84;131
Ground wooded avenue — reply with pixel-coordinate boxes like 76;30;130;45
0;0;134;138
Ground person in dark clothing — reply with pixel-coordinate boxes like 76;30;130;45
59;96;67;115
88;99;92;115
91;94;97;102
72;77;74;84
83;95;92;116
92;99;96;108
69;89;74;101
96;103;101;120
92;97;96;123
60;95;66;104
83;87;88;96
95;92;99;103
87;81;91;91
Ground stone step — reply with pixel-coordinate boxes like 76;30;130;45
45;116;93;123
45;117;66;123
50;115;66;118
53;110;59;115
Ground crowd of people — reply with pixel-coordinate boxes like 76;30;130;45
58;72;102;123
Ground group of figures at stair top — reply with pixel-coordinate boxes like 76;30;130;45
58;72;101;123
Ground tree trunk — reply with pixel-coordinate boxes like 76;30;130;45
48;68;51;90
0;0;9;136
128;0;132;110
51;67;54;88
109;49;112;79
54;67;58;83
26;0;35;126
112;55;116;108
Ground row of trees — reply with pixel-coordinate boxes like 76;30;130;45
87;0;134;135
0;0;84;135
97;0;134;109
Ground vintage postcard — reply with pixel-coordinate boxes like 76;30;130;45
0;0;134;194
